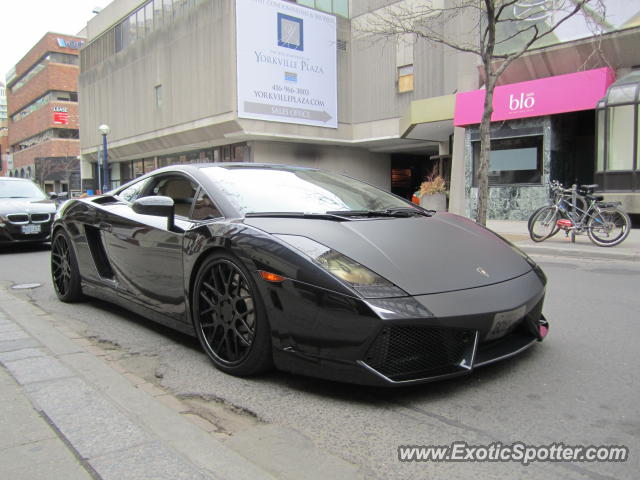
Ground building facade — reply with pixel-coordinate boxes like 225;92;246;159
79;0;470;196
5;33;84;194
79;0;640;218
0;82;7;176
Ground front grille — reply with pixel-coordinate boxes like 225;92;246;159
7;214;29;224
364;326;475;382
30;213;50;223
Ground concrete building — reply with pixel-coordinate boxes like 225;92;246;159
79;0;468;196
79;0;640;218
5;33;85;194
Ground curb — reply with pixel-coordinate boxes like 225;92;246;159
0;286;365;480
0;287;277;480
516;243;640;262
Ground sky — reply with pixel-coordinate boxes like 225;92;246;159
0;0;113;82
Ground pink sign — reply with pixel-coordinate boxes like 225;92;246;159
454;67;615;126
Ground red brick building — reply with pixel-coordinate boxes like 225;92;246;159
0;82;7;176
6;33;84;193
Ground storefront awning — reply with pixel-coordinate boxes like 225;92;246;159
454;67;616;127
400;94;455;141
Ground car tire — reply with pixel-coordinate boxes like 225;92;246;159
192;252;273;376
51;229;84;302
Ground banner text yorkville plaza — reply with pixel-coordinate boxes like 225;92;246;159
398;442;629;465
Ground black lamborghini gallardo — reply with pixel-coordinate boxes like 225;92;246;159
51;163;548;386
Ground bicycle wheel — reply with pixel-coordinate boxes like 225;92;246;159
587;207;631;247
528;206;560;239
529;206;559;242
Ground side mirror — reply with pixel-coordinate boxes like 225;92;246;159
132;196;175;230
48;192;58;200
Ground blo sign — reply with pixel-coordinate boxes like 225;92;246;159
454;67;615;126
509;92;536;112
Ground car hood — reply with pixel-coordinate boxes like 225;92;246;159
0;198;56;215
244;212;532;296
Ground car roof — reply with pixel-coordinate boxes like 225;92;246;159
193;162;320;171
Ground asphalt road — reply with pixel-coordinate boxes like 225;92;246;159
1;243;638;480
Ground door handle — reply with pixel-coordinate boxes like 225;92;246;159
98;222;112;233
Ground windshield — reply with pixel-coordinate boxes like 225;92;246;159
201;166;411;215
0;180;47;200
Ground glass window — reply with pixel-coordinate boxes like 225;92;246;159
233;145;247;162
315;0;331;12
154;0;164;27
472;136;543;185
121;161;133;182
608;85;636;105
297;0;314;6
115;23;123;52
144;158;156;173
121;19;130;50
191;189;222;220
128;15;138;44
145;2;154;34
163;0;173;20
117;177;151;202
201;165;411;215
150;175;197;217
133;159;144;177
0;180;46;200
607;105;634;171
596;109;605;171
398;65;414;93
333;0;349;17
136;9;145;39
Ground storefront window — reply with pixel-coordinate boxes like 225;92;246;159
144;158;156;173
607;105;634;171
133;159;144;177
596;108;605;171
472;136;543;185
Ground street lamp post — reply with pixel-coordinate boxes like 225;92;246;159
98;124;111;192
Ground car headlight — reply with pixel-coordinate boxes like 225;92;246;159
275;234;407;298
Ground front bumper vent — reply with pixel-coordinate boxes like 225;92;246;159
363;326;476;382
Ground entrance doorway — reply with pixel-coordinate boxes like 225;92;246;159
391;153;451;200
550;110;595;187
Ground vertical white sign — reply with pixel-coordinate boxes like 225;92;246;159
236;0;337;128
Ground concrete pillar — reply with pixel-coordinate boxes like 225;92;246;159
448;127;467;215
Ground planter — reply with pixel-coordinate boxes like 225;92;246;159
420;192;447;211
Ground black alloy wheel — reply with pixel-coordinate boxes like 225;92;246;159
192;253;272;375
51;230;83;302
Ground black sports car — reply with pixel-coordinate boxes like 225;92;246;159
1;177;57;245
50;163;548;386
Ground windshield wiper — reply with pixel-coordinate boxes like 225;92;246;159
244;212;350;221
326;208;433;218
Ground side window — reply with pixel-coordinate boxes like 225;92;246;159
151;175;197;217
117;177;151;203
191;189;222;221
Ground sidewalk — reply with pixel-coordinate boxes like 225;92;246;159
486;220;640;262
0;288;361;480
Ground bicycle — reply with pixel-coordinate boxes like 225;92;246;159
528;181;588;242
528;183;631;247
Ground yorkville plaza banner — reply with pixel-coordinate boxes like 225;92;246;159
235;0;338;128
